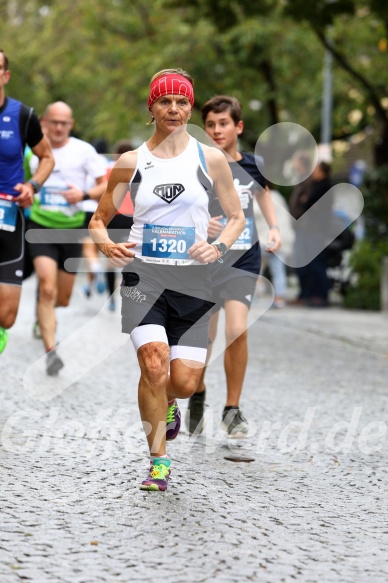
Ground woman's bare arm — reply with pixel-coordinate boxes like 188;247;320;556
89;152;137;267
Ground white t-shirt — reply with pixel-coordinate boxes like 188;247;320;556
81;153;110;213
30;137;106;217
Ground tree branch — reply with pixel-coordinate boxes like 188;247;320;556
259;58;279;126
314;27;388;124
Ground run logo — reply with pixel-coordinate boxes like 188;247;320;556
153;183;185;204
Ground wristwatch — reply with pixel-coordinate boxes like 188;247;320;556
27;179;41;193
212;241;228;257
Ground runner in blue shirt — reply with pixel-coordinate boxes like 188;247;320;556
0;49;54;353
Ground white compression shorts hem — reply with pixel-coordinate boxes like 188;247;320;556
130;324;168;351
130;325;207;363
170;345;207;364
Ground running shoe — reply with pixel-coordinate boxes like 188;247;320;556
32;321;42;339
140;458;171;491
221;407;249;438
0;327;8;354
185;390;205;434
166;399;181;441
46;349;64;376
96;273;106;294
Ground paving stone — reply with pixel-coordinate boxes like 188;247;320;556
0;276;387;582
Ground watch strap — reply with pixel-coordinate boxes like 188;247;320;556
27;179;41;193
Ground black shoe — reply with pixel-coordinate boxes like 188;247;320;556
185;390;206;434
307;297;329;308
46;350;64;376
221;407;249;438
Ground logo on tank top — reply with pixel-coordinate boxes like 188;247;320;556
153;183;185;204
233;178;255;210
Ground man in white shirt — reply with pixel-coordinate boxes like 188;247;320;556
27;101;107;375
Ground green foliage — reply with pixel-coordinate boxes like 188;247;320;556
283;0;355;28
344;239;388;310
344;121;388;310
361;164;388;244
1;0;388;161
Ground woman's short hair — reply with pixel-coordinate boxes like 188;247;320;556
150;68;193;86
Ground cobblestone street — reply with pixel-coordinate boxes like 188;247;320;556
1;274;387;583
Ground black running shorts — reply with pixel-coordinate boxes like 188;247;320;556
0;208;25;286
211;273;258;312
121;259;214;348
26;220;83;272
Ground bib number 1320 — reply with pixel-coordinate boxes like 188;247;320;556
142;224;195;259
150;238;187;254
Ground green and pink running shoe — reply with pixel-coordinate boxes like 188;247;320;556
0;327;8;354
166;399;181;441
140;458;171;492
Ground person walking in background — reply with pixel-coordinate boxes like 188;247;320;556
186;95;281;437
26;101;107;374
291;161;333;307
0;49;54;354
289;152;313;224
89;70;245;491
288;151;313;303
254;187;294;308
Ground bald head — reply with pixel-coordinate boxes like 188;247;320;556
43;101;74;148
44;101;73;119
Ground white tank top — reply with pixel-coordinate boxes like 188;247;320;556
128;136;213;265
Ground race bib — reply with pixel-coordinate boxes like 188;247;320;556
40;186;70;211
0;195;18;232
220;217;254;250
142;224;195;261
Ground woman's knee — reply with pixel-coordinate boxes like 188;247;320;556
175;384;197;399
138;342;170;385
171;373;202;399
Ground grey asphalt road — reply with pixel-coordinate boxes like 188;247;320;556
1;274;387;583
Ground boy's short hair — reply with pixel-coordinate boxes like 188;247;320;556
201;95;242;125
0;49;9;70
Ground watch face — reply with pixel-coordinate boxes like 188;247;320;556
219;242;227;254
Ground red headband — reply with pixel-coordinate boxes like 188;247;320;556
148;74;194;111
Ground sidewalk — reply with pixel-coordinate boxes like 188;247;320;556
0;274;387;583
258;302;388;357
